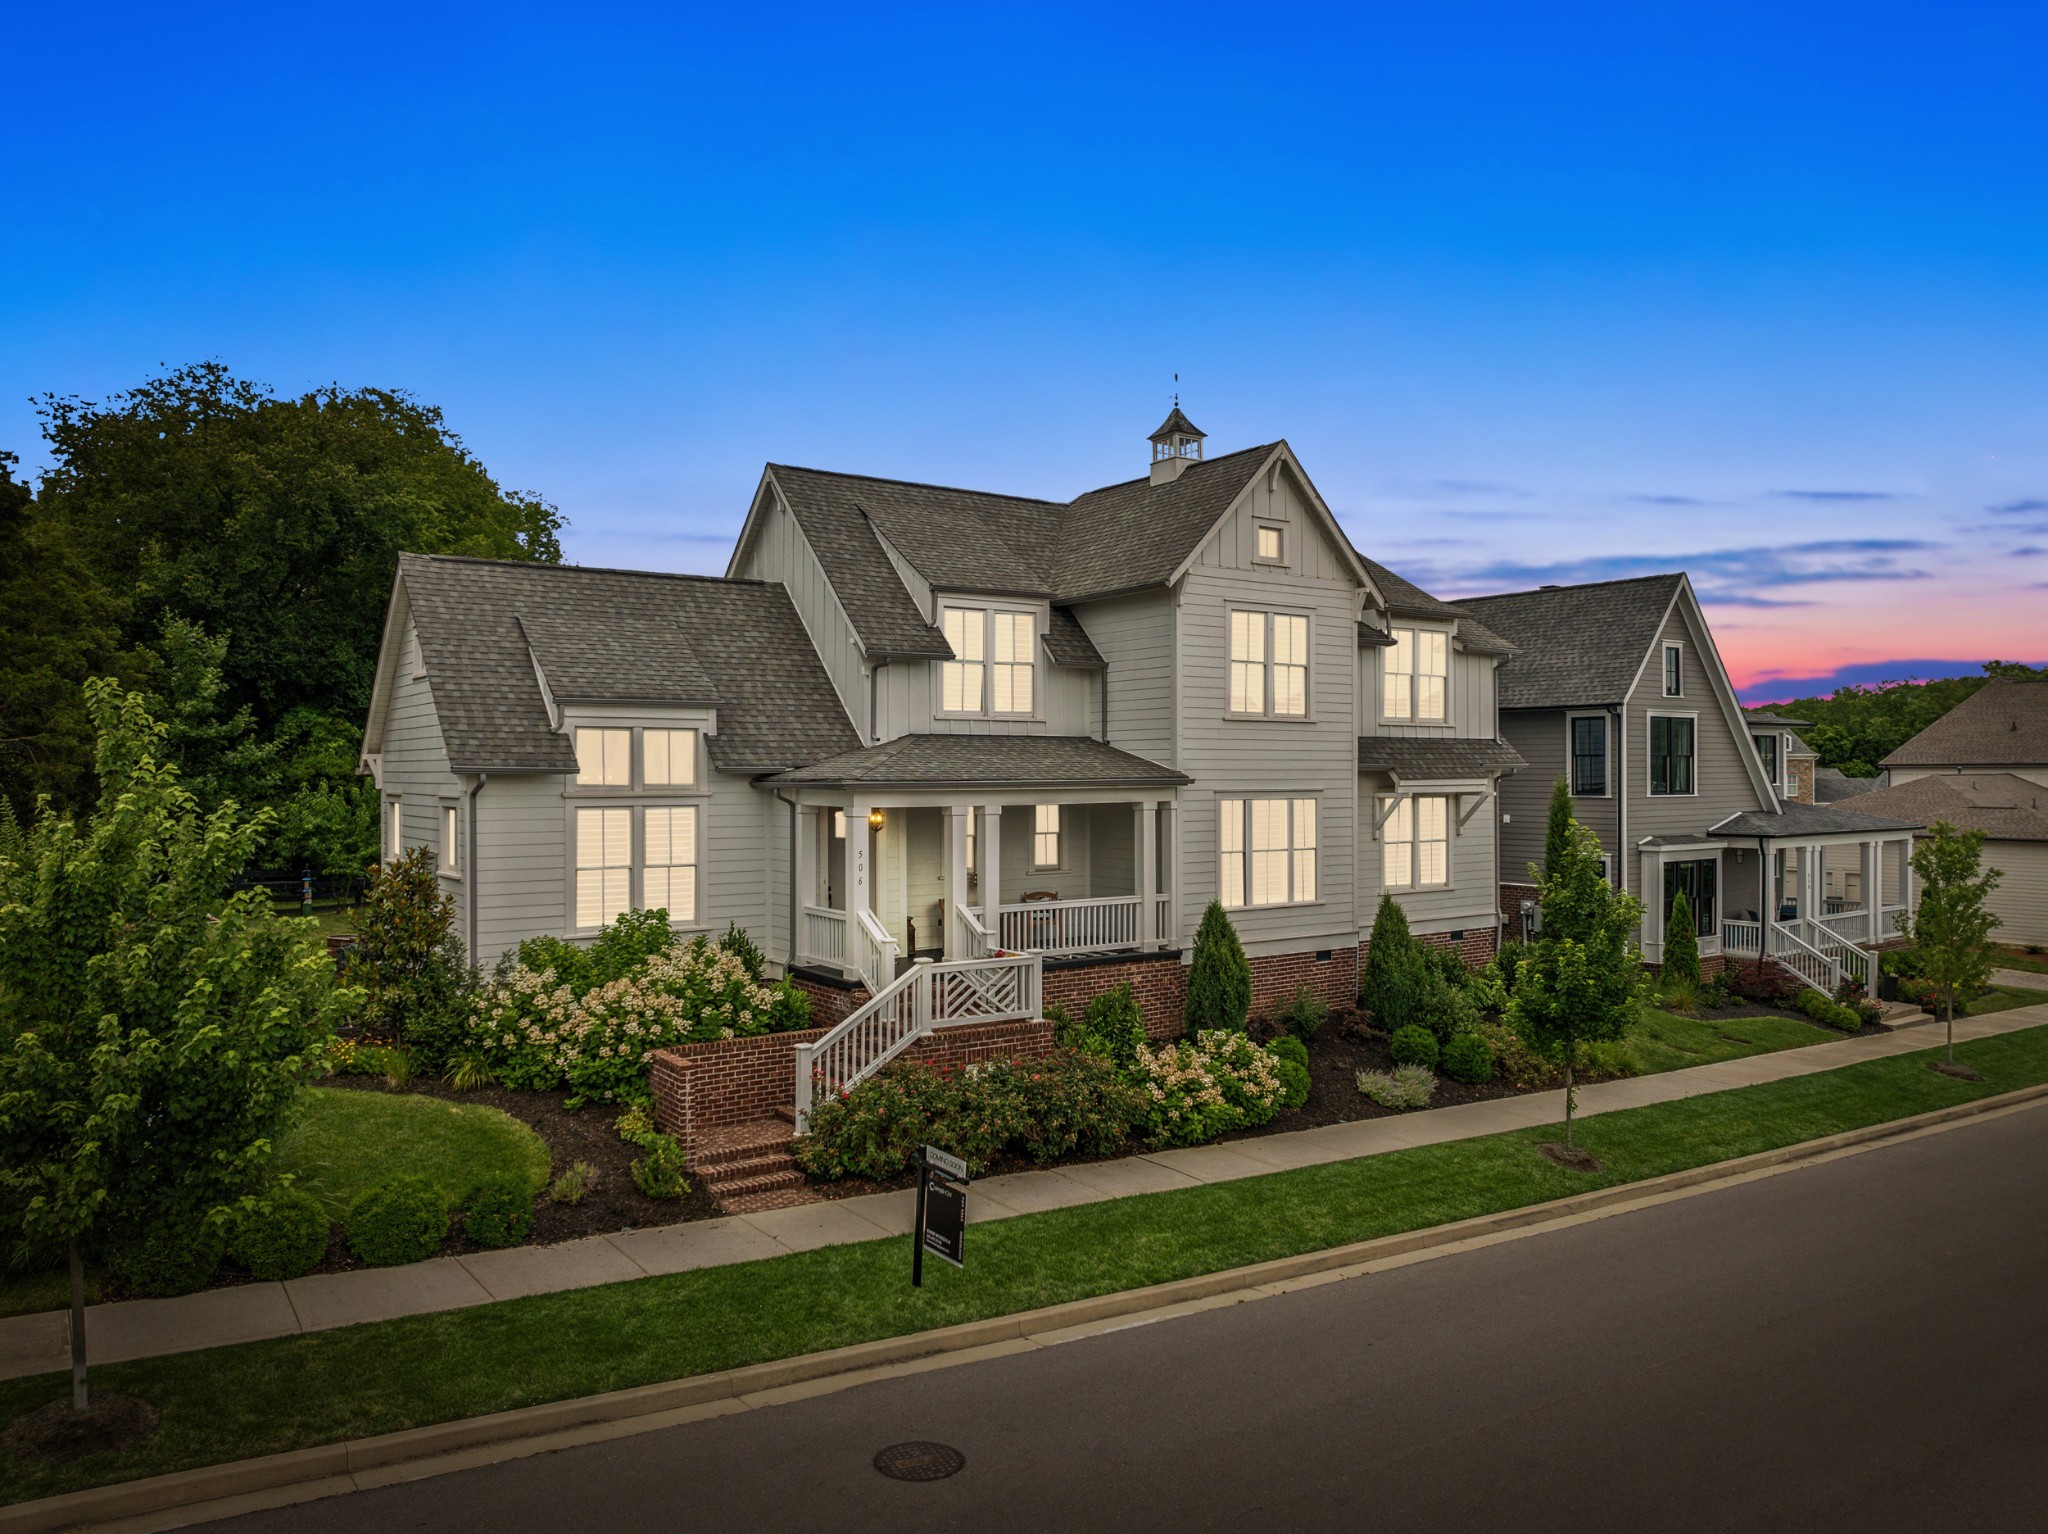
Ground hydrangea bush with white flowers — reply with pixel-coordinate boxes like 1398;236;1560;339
1132;1028;1286;1146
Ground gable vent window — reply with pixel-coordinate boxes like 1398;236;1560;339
644;728;698;788
1229;611;1309;717
1255;523;1285;563
575;727;631;787
1663;643;1684;697
1385;628;1448;722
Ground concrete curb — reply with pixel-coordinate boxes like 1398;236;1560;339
9;1080;2048;1534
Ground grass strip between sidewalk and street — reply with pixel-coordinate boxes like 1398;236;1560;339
6;1022;2048;1505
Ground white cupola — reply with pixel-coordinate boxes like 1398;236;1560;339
1148;405;1206;485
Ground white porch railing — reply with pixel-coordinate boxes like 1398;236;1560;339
799;906;847;970
1815;908;1868;942
1720;917;1873;996
957;901;994;959
1806;922;1875;996
1000;895;1145;956
1153;894;1173;944
853;908;899;993
792;952;1043;1130
1766;922;1838;993
1722;918;1762;954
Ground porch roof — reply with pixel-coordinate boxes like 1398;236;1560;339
1708;803;1922;840
768;733;1190;790
1357;736;1526;780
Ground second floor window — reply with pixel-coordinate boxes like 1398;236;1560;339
1220;797;1318;907
1650;715;1696;795
1385;628;1448;721
942;606;1034;715
1755;732;1780;791
576;727;631;786
644;728;698;787
1571;716;1608;796
1229;610;1309;716
1383;795;1449;888
1663;643;1684;697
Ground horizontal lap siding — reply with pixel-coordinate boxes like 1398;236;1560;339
1075;591;1175;765
1987;840;2048;945
475;774;568;965
1356;776;1502;937
875;651;1098;741
1365;643;1495;739
1496;709;1620;882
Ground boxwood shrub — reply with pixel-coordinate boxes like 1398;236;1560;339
233;1189;330;1281
1441;1032;1496;1085
1388;1024;1440;1070
347;1175;450;1266
461;1173;535;1248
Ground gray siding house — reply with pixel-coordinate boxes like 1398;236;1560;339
1459;575;1920;992
362;411;1523;1022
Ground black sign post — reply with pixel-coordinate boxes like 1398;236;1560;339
912;1144;968;1287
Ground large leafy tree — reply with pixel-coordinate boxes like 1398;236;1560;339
1900;822;2003;1065
1511;819;1646;1148
1749;662;2045;778
36;361;563;732
0;681;340;1410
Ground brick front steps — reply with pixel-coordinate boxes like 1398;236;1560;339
692;1116;818;1213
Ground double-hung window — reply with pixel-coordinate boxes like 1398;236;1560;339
942;606;1034;716
1570;715;1608;796
575;727;631;786
1219;797;1317;907
1382;795;1450;889
1384;628;1448;721
1662;643;1684;697
1229;610;1308;717
575;807;633;928
1650;716;1696;795
1033;804;1060;868
643;806;699;923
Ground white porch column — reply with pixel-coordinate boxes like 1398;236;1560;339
846;797;872;920
1641;849;1664;961
1136;799;1160;948
946;804;972;956
1900;835;1915;927
1802;843;1821;932
981;803;1003;945
1862;839;1882;944
1161;799;1180;947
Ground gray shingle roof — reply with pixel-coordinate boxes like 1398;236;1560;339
770;733;1189;789
1834;772;2048;841
1051;442;1280;603
1709;803;1922;839
1813;766;1884;802
1045;605;1105;667
397;555;860;774
1881;679;2048;768
1458;575;1686;709
1357;737;1527;779
515;610;718;707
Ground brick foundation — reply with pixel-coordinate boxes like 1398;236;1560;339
1359;926;1500;975
1246;946;1359;1020
649;1017;1057;1157
1042;951;1188;1043
1498;883;1541;924
788;970;870;1028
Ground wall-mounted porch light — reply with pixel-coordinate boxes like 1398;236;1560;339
869;808;887;831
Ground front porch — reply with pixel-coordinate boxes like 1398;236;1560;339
789;792;1179;989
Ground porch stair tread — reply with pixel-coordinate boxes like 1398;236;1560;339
691;1114;827;1213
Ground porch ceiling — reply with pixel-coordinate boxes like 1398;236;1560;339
767;733;1190;790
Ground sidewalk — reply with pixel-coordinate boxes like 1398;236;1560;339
4;1001;2043;1384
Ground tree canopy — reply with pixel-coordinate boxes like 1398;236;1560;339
1747;662;2046;778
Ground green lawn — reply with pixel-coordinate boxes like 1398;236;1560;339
1623;1008;1837;1075
1966;985;2048;1017
6;1023;2047;1506
274;1088;552;1217
1995;948;2048;976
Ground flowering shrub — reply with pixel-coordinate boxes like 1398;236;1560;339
1130;1029;1285;1148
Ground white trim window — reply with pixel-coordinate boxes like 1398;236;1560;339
1570;714;1609;797
574;807;633;928
383;796;403;862
941;606;1035;717
440;804;459;875
1254;523;1285;563
1662;642;1684;698
1649;715;1697;796
644;728;698;788
1383;795;1450;889
1229;610;1309;717
643;806;699;923
1754;732;1781;793
575;727;631;787
1220;797;1318;908
1033;804;1061;869
1385;628;1448;722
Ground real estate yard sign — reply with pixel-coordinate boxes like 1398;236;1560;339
914;1145;968;1284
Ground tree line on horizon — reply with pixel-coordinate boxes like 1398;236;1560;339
1744;661;2044;779
0;361;563;872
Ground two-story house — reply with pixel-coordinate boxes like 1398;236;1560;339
1458;575;1920;993
361;411;1524;1032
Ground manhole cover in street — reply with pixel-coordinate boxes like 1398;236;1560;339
873;1441;966;1481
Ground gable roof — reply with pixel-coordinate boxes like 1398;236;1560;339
1836;772;2048;841
1710;802;1922;839
1457;574;1687;709
380;555;860;775
1049;441;1282;603
1881;678;2048;768
1813;766;1883;802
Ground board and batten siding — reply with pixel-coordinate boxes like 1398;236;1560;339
735;496;870;741
1622;600;1770;897
1364;636;1497;739
1494;708;1621;883
380;618;468;940
1073;590;1175;767
1173;469;1362;957
871;601;1100;742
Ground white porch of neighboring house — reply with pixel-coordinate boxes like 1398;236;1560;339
786;790;1179;989
1639;808;1921;995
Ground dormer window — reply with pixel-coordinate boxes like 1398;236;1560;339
1384;628;1448;722
941;605;1034;716
575;727;631;786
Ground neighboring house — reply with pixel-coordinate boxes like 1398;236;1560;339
1458;575;1920;992
363;411;1524;1030
1742;711;1820;804
1814;766;1884;804
1880;677;2048;789
1835;773;2048;946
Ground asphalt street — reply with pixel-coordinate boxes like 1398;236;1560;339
209;1103;2048;1533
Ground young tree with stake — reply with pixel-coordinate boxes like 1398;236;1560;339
1900;821;2002;1066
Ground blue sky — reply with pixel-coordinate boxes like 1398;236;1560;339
3;2;2044;698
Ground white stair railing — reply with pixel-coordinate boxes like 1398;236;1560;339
1804;921;1874;996
1767;921;1844;994
853;908;899;992
799;906;848;969
956;901;994;959
792;952;1042;1130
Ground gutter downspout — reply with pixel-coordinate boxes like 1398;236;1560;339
1609;703;1626;892
773;787;801;975
466;774;487;961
